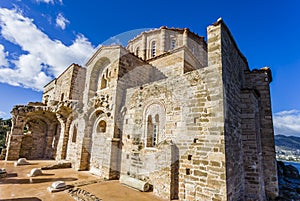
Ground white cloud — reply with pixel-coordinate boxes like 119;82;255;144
0;44;9;67
273;110;300;137
0;111;10;119
0;111;6;117
0;8;95;90
35;0;54;4
35;0;63;5
56;13;69;30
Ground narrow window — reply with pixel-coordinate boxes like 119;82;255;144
135;47;140;56
72;125;77;143
146;115;153;147
153;125;157;146
60;93;64;101
192;46;195;54
171;39;176;50
152;114;159;146
97;120;107;133
100;75;107;89
186;168;191;175
151;41;156;57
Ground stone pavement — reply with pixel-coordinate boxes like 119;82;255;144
0;160;167;201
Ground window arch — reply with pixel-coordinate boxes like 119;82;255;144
171;39;176;50
97;120;107;133
144;103;166;148
151;41;156;57
135;47;140;57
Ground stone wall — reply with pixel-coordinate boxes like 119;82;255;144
120;63;226;200
245;68;279;199
6;107;59;160
213;19;248;200
241;89;265;200
42;63;85;105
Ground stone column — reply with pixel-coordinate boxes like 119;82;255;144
183;28;189;47
55;114;71;160
160;27;166;53
141;34;147;60
5;116;25;160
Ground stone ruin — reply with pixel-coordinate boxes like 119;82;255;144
4;19;279;201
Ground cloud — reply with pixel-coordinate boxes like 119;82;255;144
35;0;54;4
0;44;9;67
0;8;95;90
0;111;9;119
273;110;300;137
35;0;63;5
56;13;69;30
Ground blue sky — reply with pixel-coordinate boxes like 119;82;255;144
0;0;299;136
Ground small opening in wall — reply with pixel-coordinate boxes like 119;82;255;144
188;155;192;161
194;117;197;124
193;138;198;143
139;104;142;107
125;119;128;124
127;135;130;139
126;154;129;159
186;168;190;175
140;86;143;90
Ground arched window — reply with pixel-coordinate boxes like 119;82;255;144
72;125;77;143
151;41;156;57
135;47;140;57
97;120;107;133
171;39;176;50
144;103;166;148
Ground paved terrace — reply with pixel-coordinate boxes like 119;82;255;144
0;160;167;201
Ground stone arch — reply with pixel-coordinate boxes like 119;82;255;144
68;119;78;143
89;113;110;176
88;57;110;100
19;117;48;159
79;108;107;168
65;118;79;161
143;101;166;147
22;112;60;159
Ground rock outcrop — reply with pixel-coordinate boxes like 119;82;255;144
276;161;300;200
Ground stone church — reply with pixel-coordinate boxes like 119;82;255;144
5;19;279;200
